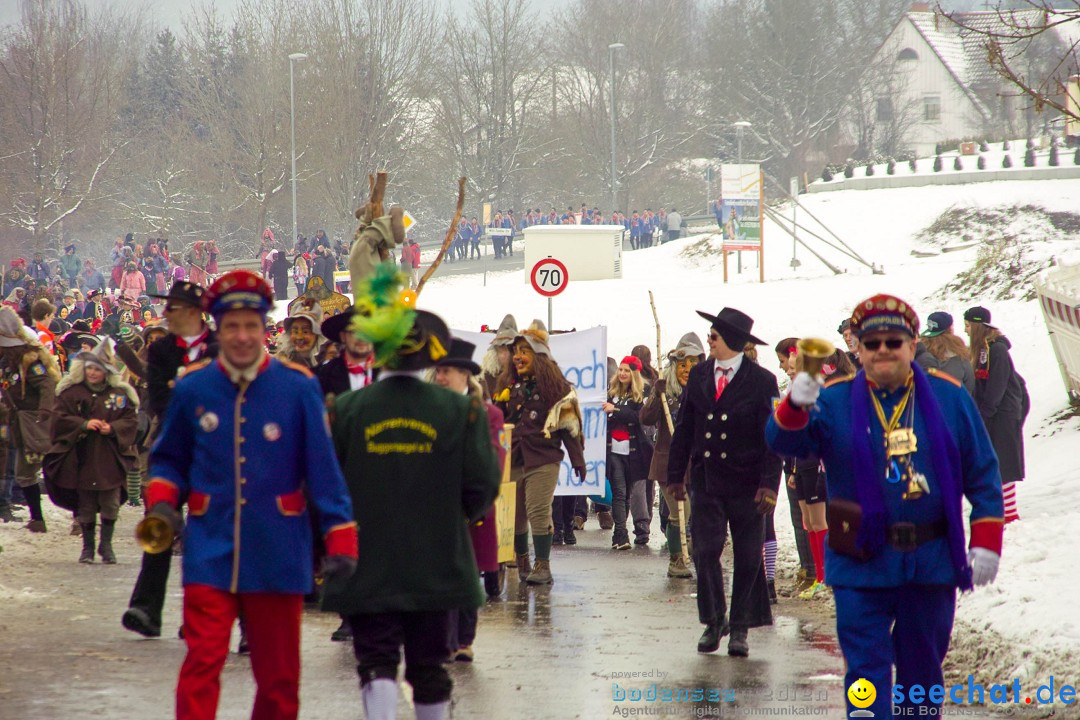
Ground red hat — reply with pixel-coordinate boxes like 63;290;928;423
620;355;642;373
11;258;26;269
850;294;919;338
203;270;274;319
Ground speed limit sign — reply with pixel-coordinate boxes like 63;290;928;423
530;258;569;297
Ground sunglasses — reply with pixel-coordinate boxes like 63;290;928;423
862;338;906;351
708;332;720;341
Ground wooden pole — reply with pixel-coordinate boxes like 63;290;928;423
415;177;466;296
648;290;688;566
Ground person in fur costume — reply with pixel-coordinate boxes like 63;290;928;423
493;319;586;585
46;339;138;563
480;313;516;398
275;307;325;370
0;306;62;532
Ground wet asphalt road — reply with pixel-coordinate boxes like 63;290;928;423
0;505;851;719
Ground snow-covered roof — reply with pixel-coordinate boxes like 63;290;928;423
907;9;1078;120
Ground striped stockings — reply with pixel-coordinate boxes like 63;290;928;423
762;540;777;581
1003;481;1019;523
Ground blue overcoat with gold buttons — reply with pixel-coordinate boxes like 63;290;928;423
149;358;356;594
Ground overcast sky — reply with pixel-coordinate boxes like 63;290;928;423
0;0;569;32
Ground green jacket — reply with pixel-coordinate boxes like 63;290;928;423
324;375;501;614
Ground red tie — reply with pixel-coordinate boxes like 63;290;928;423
715;367;731;400
347;364;367;376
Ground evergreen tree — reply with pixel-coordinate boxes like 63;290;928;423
887;159;896;175
933;155;942;172
844;163;854;178
977;155;986;170
1002;140;1011;151
953;156;962;171
865;163;874;176
1003;154;1013;168
908;158;917;172
1024;147;1036;167
1049;142;1060;166
979;140;988;152
822;167;833;181
1074;147;1080;166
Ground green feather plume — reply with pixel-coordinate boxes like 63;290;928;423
348;261;416;368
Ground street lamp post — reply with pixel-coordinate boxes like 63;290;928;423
732;120;752;274
289;52;308;254
608;43;625;219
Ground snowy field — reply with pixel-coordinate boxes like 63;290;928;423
416;178;1080;696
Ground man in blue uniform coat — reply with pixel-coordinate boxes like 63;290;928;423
767;294;1003;718
147;270;358;720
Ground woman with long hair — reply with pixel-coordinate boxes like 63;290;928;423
965;306;1027;523
920;311;975;393
640;332;703;578
493;320;585;585
604;355;653;550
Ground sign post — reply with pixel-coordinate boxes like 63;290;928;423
530;257;569;330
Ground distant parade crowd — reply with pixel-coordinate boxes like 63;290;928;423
0;200;1026;719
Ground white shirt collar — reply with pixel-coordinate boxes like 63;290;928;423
378;369;424;381
714;353;743;376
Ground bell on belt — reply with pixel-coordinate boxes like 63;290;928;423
902;472;929;501
135;513;174;554
796;338;835;378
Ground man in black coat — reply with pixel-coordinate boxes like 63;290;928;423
667;307;783;658
122;282;218;639
315;308;375;399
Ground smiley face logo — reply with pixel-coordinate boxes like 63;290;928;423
847;678;876;709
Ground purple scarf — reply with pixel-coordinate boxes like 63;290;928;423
850;364;973;590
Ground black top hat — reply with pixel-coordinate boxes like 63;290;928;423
436;338;481;375
392;310;452;372
61;332;100;354
149;281;204;308
320;306;356;341
695;307;765;346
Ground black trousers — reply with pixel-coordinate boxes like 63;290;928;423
128;550;172;626
349;610;453;704
448;607;478;648
690;489;772;629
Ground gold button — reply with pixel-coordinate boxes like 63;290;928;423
239;437;245;443
240;498;247;505
240;417;247;424
239;457;246;464
240;478;247;484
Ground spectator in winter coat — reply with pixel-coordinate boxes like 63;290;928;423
60;244;82;286
28;252;51;283
80;260;105;295
313;229;331;250
269;250;291;301
664;208;682;244
965;306;1026;524
120;262;146;304
310;246;336;289
292;253;309;297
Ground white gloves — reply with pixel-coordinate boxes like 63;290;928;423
969;547;1000;586
789;371;824;409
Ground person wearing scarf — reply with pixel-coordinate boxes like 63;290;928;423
767;294;1004;719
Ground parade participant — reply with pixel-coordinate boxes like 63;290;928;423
314;306;374;644
767;295;1003;718
838;318;860;369
964;306;1027;523
31;299;57;354
323;264;499;720
921;311;975;393
46;340;138;563
276;307;325;370
0;306;60;533
604;355;653;549
433;337;507;659
640;331;703;579
772;338;814;593
147;269;358;720
122;281;217;639
494;320;586;585
480;314;517;398
667;307;781;657
316;307;375;398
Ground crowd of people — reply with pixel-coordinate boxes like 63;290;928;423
0;214;1029;719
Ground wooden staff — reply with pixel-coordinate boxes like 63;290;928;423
648;290;689;565
415;177;466;296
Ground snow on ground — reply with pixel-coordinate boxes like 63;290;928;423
418;177;1080;686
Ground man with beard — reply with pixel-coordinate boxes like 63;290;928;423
122;281;218;640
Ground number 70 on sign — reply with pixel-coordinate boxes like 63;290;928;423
530;258;569;297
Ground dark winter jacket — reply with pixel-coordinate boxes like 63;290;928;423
605;385;653;482
973;336;1027;483
496;378;586;471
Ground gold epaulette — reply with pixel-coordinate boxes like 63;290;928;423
278;358;314;378
183;358;213;375
927;367;961;388
824;373;855;389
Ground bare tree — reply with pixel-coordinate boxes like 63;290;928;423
940;2;1080;126
0;0;139;250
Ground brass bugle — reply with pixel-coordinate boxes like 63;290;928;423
795;337;836;378
135;513;174;554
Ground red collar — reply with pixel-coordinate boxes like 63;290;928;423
176;328;209;350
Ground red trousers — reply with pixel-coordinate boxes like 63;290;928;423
177;584;302;720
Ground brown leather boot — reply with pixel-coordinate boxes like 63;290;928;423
525;559;552;585
598;511;614;530
516;554;531;581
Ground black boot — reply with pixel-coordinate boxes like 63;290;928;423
237;615;249;654
728;627;749;657
98;519;117;564
330;617;352;642
79;522;96;563
696;620;729;653
767;579;777;605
